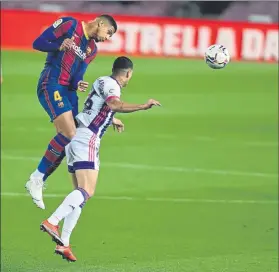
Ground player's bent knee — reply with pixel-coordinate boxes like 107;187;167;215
87;187;96;198
75;169;98;198
79;182;95;198
63;128;76;139
56;125;76;139
54;111;77;139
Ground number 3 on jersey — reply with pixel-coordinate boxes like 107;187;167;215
54;91;62;101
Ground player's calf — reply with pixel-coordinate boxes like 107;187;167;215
43;170;98;249
36;111;76;178
26;112;76;209
43;150;66;181
40;187;91;247
46;186;91;227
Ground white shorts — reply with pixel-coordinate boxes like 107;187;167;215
66;127;101;173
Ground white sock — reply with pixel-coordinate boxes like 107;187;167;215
61;207;82;246
48;190;84;226
32;169;44;179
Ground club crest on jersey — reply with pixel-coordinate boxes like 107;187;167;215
71;41;86;60
86;47;92;56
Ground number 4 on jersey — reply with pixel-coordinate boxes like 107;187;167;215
54;91;62;101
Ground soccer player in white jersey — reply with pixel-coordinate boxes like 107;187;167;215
39;56;161;262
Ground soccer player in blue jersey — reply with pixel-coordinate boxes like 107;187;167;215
25;15;117;210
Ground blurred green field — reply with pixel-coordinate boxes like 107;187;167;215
1;50;278;272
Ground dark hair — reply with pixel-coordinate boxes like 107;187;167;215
99;14;117;32
113;56;133;73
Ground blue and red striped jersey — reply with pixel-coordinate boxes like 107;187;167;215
34;17;97;88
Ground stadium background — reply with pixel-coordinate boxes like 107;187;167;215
1;1;278;272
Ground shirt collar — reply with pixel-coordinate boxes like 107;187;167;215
82;21;89;40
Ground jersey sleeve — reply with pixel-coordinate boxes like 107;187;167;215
32;17;76;52
98;79;121;102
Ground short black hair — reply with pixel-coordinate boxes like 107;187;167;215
112;56;133;73
99;14;117;33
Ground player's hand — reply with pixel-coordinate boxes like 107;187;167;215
77;80;89;92
112;117;124;133
59;37;74;51
143;99;161;110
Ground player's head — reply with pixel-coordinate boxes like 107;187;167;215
87;14;117;43
112;56;133;87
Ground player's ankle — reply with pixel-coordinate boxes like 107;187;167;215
47;217;59;226
63;241;70;247
32;169;44;179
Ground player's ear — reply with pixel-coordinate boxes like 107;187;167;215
98;20;104;27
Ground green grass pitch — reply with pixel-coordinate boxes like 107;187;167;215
1;50;278;272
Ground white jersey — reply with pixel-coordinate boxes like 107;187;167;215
76;76;121;139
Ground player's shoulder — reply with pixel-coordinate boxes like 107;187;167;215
53;17;77;28
60;16;77;22
98;76;120;88
94;76;120;92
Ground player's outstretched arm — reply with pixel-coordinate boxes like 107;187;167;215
106;98;161;113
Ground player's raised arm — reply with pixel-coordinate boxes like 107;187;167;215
33;17;76;52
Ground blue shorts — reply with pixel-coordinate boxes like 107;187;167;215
67;89;79;118
37;82;78;121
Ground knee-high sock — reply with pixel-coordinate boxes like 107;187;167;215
48;188;89;226
61;207;82;246
35;133;70;179
43;151;66;181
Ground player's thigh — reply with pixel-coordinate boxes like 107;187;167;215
71;173;78;189
66;90;79;118
75;169;99;197
54;111;76;139
66;146;83;190
37;84;73;123
67;129;101;196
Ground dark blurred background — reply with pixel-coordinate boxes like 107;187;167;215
1;1;278;23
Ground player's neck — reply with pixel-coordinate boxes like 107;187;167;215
83;22;96;39
111;75;123;88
